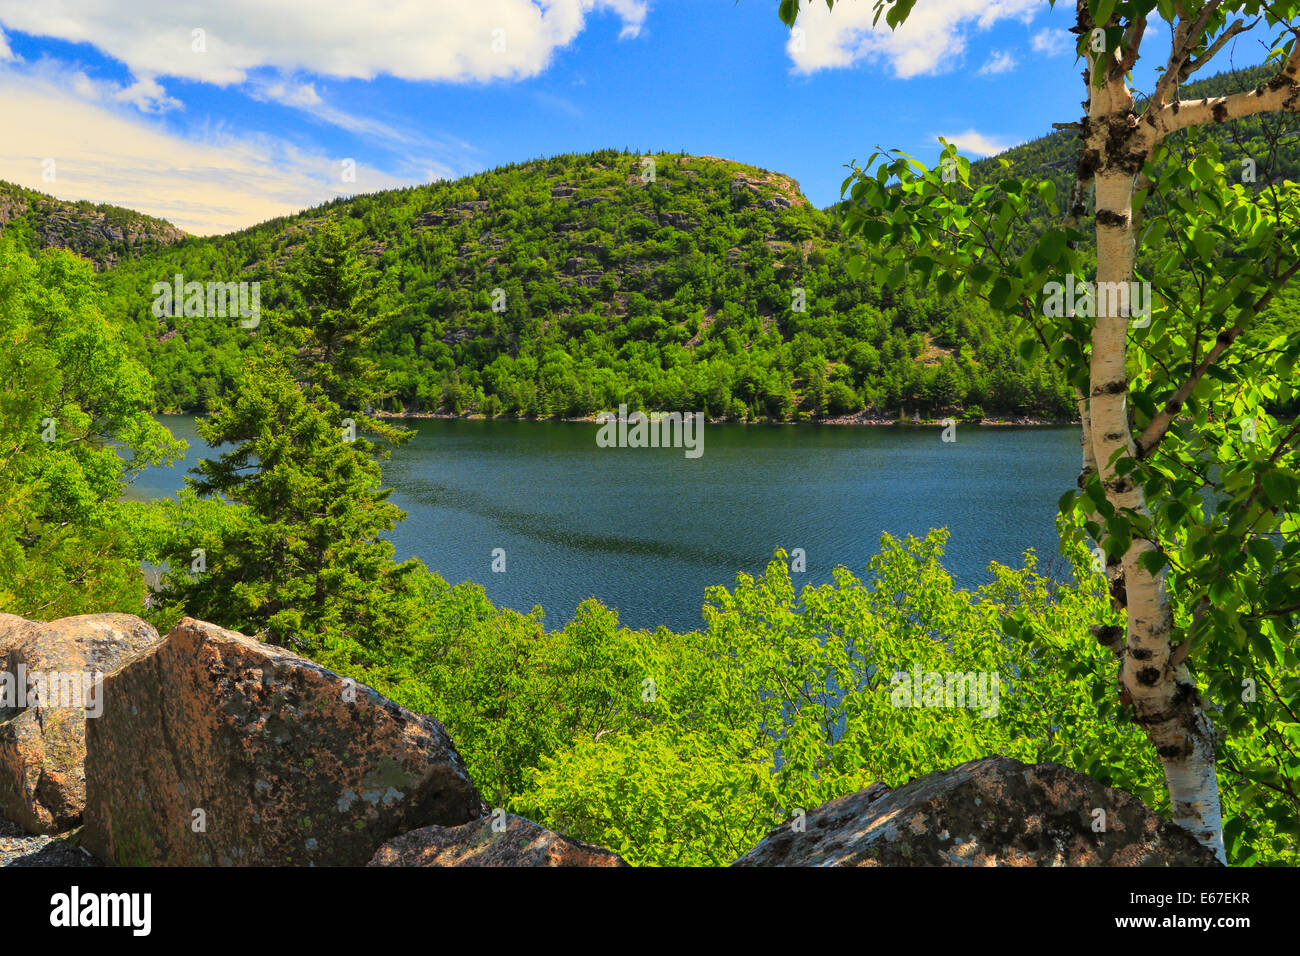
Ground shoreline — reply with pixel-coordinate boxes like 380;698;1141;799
155;410;1078;427
359;410;1080;428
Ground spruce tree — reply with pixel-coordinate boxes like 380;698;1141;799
159;223;419;656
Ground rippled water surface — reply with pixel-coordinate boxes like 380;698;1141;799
134;416;1081;631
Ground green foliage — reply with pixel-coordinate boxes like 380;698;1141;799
357;530;1204;865
812;0;1300;860
0;240;181;618
836;128;1300;862
151;231;420;655
95;151;1073;422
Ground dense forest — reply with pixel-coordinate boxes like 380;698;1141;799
3;65;1295;424
2;66;1298;425
83;149;1072;422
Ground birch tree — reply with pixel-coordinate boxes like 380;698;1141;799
778;0;1300;861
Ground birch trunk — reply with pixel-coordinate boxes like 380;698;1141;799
1087;76;1226;862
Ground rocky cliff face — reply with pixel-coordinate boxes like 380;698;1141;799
0;181;185;270
0;612;1223;867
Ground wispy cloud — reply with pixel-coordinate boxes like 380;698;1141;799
977;50;1016;76
1030;29;1073;57
245;74;461;159
0;60;423;235
251;79;324;109
531;89;584;119
940;128;1020;157
113;75;182;113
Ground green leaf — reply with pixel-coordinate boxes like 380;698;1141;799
1262;470;1295;507
989;277;1013;309
859;219;890;243
1039;229;1068;264
1248;537;1277;571
1139;550;1169;575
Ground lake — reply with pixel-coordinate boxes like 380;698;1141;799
132;416;1082;632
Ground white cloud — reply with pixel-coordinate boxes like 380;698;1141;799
244;76;472;162
602;0;648;39
0;26;13;62
0;0;647;85
113;75;182;113
786;0;1039;78
12;56;181;114
253;79;324;110
1030;29;1073;57
977;50;1016;75
0;62;434;235
941;128;1020;157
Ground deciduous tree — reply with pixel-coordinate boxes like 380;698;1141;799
779;0;1300;860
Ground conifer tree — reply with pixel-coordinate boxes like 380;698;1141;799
159;223;419;655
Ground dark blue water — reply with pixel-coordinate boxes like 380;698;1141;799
130;416;1080;632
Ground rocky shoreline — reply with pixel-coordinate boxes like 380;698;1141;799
360;409;1078;427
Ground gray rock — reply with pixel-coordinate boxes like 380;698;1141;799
732;755;1222;866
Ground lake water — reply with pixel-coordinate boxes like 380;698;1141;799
132;416;1082;632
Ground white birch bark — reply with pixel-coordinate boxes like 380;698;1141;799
1086;37;1227;862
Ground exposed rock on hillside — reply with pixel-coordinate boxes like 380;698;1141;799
0;613;162;834
0;181;185;269
368;813;627;867
82;618;482;866
732;755;1222;866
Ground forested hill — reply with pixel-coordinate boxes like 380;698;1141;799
20;62;1300;422
97;150;1070;420
0;180;185;269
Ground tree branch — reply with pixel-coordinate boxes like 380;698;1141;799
1151;37;1300;137
1152;1;1224;109
1120;15;1148;74
1179;18;1255;83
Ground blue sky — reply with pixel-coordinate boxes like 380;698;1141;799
0;1;1276;234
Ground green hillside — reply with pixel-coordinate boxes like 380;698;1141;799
0;180;185;269
96;150;1071;420
27;62;1298;422
963;62;1300;398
